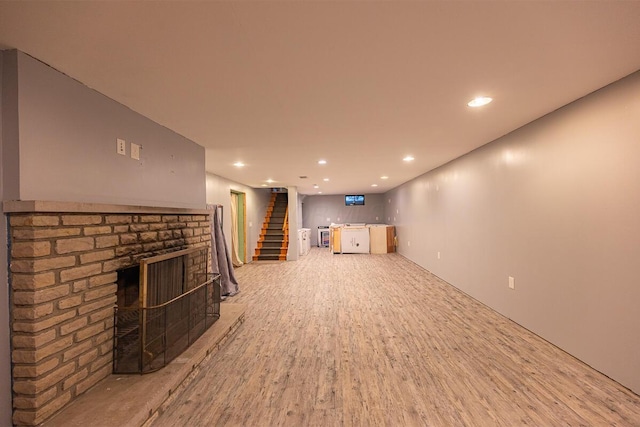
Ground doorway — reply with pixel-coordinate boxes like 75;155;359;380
230;191;247;267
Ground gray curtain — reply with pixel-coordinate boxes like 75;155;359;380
209;205;239;298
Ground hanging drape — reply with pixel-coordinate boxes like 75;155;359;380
230;193;244;267
208;204;239;298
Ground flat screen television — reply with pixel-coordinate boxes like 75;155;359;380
345;195;365;206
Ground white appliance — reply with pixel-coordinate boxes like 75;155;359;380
340;226;370;254
317;226;330;247
298;228;311;256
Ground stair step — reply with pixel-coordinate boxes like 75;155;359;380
259;248;285;254
261;242;282;248
254;254;282;261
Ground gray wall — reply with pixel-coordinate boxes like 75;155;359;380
385;70;640;393
2;51;18;201
302;194;385;246
287;187;299;261
0;49;209;424
0;50;13;427
205;173;271;263
14;50;205;208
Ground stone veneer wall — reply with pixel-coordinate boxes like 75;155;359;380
8;210;211;426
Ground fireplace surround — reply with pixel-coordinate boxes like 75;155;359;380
5;201;212;426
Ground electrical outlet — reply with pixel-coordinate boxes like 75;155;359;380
437;251;441;259
407;241;411;247
509;276;515;290
116;138;126;155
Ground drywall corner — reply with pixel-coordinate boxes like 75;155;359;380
0;48;15;427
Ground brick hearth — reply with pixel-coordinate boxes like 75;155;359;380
5;201;211;426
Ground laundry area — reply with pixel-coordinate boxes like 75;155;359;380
301;193;395;256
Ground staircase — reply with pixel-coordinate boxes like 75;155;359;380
253;193;289;261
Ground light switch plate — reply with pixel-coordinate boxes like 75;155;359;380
131;143;140;160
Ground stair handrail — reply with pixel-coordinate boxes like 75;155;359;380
282;207;288;232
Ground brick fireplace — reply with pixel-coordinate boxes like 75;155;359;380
4;201;212;426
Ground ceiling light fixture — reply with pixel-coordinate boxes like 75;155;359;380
313;184;319;189
318;159;327;165
467;96;493;107
323;178;329;182
233;161;245;167
403;156;415;162
266;179;275;184
371;184;378;187
318;191;323;194
380;176;388;180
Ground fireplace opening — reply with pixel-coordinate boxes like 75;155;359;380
117;265;140;310
113;247;221;374
114;265;142;373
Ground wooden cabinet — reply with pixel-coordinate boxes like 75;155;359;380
369;225;396;254
330;226;341;253
330;224;395;254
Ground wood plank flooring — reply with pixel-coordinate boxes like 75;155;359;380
151;248;640;426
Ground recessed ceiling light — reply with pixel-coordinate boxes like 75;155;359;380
318;191;323;194
403;156;415;162
261;184;268;187
467;96;493;107
318;159;327;165
371;184;378;187
380;176;388;180
313;184;319;189
233;161;245;167
323;178;329;182
266;179;275;183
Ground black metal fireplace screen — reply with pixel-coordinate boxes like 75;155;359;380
113;247;221;374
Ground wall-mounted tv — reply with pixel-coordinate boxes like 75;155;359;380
345;195;365;206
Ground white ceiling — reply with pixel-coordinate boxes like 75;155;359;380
1;1;640;196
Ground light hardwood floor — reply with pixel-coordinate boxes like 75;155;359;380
151;248;640;426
